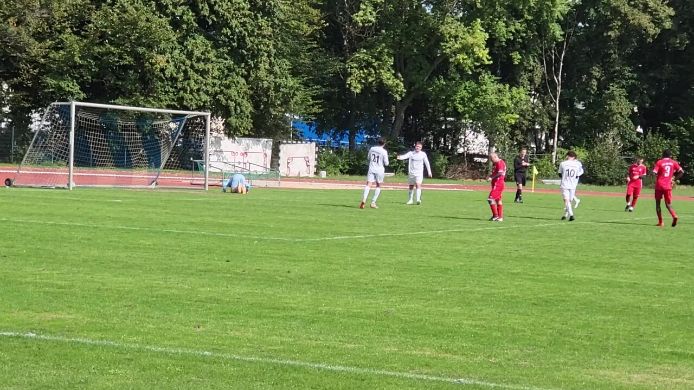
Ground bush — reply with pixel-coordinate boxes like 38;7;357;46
317;146;449;178
582;139;627;185
636;132;679;167
430;151;449;178
530;147;572;179
667;119;693;184
316;148;349;176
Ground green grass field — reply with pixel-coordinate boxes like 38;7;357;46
1;186;693;389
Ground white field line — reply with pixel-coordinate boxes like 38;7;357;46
0;168;198;181
0;331;551;390
0;217;653;243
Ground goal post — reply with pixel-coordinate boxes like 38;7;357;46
14;101;212;190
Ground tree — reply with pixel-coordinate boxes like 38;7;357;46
0;0;324;140
449;72;528;154
344;0;490;138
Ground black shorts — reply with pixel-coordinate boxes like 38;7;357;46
514;172;526;186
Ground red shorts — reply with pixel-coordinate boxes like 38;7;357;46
655;188;672;204
489;184;504;201
626;183;642;197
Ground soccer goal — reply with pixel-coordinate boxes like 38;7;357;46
13;102;212;190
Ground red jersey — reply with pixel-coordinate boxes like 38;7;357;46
627;163;647;186
491;160;507;187
652;158;682;190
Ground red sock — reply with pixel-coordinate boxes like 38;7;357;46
668;208;678;219
497;203;503;218
631;196;639;208
489;204;498;218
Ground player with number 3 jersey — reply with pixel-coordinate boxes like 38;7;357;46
652;149;684;227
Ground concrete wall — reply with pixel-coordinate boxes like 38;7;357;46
278;142;316;177
208;136;273;173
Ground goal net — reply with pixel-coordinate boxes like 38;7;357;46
14;102;211;189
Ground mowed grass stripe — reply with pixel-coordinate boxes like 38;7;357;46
1;187;693;389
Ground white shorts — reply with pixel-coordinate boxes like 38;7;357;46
561;188;576;200
367;171;385;183
408;174;423;185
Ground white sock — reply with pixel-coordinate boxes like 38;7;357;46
372;188;381;203
362;186;370;202
566;202;574;216
416;189;422;201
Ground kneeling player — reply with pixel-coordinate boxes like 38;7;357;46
223;173;249;194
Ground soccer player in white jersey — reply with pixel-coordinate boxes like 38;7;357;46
558;150;584;221
360;138;389;209
396;141;432;205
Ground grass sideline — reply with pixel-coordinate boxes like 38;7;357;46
1;186;693;389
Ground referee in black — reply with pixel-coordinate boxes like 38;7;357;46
513;147;530;203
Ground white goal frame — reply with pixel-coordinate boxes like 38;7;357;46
19;101;212;190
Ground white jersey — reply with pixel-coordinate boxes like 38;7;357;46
401;150;432;177
558;159;584;190
367;146;389;173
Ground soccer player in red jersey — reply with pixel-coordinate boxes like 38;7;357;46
486;152;506;222
652;149;684;227
624;157;647;212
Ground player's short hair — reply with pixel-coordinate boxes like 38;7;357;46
378;137;386;146
415;141;423;146
519;146;527;152
662;149;672;158
566;150;577;158
634;156;643;162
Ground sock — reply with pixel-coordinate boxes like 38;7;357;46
515;189;521;201
362;186;370;202
657;210;663;224
625;195;631;205
416;189;422;201
490;204;498;218
407;190;413;201
631;195;638;208
497;203;503;218
566;201;573;216
668;207;678;219
372;188;381;203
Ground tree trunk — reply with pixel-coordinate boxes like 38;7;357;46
552;98;560;164
348;128;357;151
391;93;417;138
392;102;406;139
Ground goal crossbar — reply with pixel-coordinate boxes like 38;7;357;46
16;101;212;190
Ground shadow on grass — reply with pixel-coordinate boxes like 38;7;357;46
317;203;364;209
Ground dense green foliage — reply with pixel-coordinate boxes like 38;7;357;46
2;0;694;182
2;186;694;389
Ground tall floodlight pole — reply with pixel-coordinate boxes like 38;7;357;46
68;101;76;190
